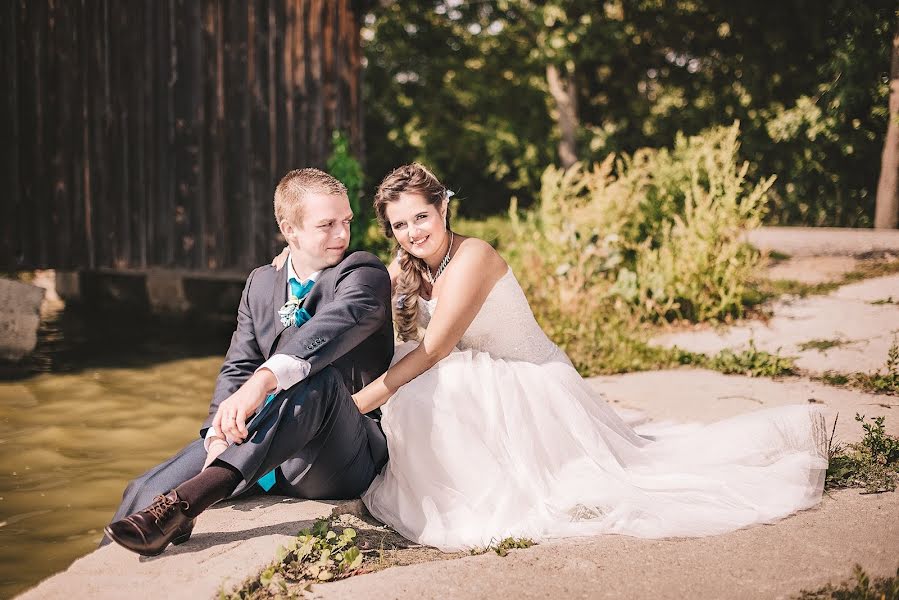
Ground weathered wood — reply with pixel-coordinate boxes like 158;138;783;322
1;1;20;266
4;0;366;272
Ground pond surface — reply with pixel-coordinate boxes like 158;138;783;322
0;307;233;598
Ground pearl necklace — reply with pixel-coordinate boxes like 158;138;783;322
426;231;454;284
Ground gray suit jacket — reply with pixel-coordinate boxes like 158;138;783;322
201;250;394;436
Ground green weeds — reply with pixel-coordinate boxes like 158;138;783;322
756;259;899;303
826;414;899;494
795;564;899;599
470;537;536;557
223;519;363;599
798;338;850;353
704;340;798;377
818;339;899;396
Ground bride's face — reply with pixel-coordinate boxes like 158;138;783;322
385;192;449;262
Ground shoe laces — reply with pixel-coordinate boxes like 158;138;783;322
147;493;190;521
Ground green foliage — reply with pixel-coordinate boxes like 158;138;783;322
795;565;899;600
819;339;899;396
363;0;895;225
326;131;366;249
470;537;535;557
854;339;899;395
820;372;851;387
705;340;798;378
827;414;899;494
224;518;363;599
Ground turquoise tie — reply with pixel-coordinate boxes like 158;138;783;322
258;276;315;492
289;277;315;301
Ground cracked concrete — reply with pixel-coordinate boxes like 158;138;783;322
651;274;899;376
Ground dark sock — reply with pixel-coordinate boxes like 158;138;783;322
174;461;243;518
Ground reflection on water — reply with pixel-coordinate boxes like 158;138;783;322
0;306;232;598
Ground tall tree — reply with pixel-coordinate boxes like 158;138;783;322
875;12;899;229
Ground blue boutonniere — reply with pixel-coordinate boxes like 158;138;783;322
278;296;312;327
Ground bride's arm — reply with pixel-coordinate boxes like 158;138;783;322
353;239;507;414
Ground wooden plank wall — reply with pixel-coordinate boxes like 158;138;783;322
1;0;366;271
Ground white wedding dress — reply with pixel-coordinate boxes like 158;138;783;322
362;268;828;551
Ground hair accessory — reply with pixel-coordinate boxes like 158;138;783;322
445;189;455;199
395;294;407;309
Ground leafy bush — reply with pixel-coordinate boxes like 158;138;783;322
509;122;771;325
501;123;773;374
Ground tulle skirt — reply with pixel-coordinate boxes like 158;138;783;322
362;343;828;551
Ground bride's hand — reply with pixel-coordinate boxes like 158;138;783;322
272;246;289;270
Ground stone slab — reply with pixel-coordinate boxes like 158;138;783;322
747;226;899;257
0;278;45;361
652;274;899;375
764;256;858;284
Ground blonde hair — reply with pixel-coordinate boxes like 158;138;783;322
373;163;451;341
274;168;347;226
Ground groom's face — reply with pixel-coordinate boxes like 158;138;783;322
281;192;353;273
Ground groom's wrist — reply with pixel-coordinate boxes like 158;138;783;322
254;368;278;394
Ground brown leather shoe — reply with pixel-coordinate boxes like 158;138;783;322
104;490;195;556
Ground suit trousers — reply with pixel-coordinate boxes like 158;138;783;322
102;366;387;545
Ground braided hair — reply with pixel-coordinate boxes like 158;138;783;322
373;163;451;341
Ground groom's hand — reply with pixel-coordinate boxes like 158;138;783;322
214;369;278;444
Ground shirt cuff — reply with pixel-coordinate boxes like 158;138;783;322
257;354;311;393
204;425;231;452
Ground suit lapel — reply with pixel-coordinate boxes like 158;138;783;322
267;262;334;357
268;262;290;349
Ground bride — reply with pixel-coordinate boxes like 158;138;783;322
352;163;828;551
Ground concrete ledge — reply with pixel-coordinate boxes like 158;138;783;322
17;497;336;600
17;371;898;600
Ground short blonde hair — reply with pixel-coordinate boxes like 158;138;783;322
274;168;348;226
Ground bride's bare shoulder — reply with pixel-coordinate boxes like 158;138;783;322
455;236;508;279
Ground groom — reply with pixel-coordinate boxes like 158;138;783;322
103;168;394;556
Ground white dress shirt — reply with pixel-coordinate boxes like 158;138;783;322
205;254;318;449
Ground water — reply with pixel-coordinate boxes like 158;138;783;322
0;306;233;598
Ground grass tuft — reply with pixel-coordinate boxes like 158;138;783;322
794;564;899;599
798;338;850;353
704;340;798;377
